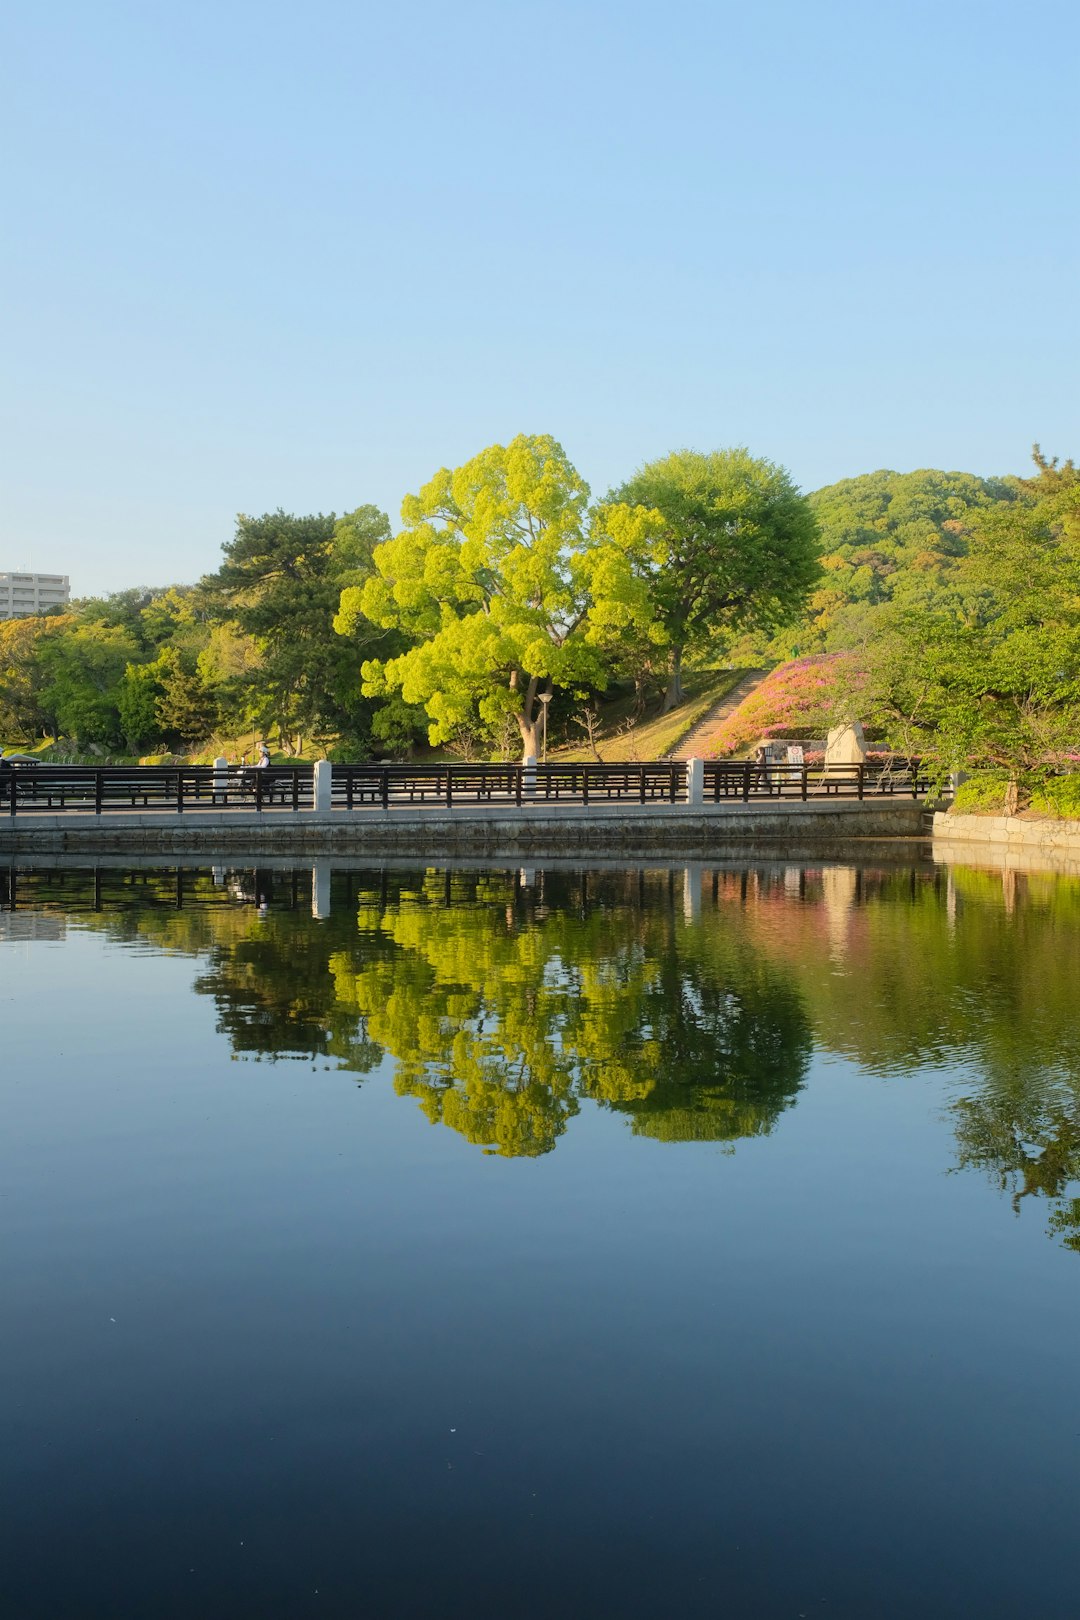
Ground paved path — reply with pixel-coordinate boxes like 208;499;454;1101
666;670;769;760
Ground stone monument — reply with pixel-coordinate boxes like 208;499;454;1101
824;720;868;768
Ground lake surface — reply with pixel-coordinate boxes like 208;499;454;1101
2;857;1079;1619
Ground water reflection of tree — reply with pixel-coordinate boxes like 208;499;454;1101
26;866;383;1073
190;872;382;1070
22;860;1080;1238
330;870;812;1156
952;1087;1080;1251
735;862;1080;1251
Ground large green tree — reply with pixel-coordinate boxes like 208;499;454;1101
337;435;657;757
610;447;820;710
209;505;391;753
35;620;140;749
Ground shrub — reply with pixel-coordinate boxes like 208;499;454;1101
952;774;1012;815
1030;775;1080;819
702;654;865;756
951;772;1080;818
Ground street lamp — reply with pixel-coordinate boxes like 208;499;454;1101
538;692;553;763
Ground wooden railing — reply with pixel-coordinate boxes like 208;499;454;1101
702;760;931;801
331;761;687;809
0;758;934;817
1;764;314;817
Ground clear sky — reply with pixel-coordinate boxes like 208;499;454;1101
4;0;1077;595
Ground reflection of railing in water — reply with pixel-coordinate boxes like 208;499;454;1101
0;863;318;915
1;860;949;928
1;758;935;817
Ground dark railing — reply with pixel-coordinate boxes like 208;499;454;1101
330;761;687;810
702;760;931;801
0;758;934;818
1;764;313;818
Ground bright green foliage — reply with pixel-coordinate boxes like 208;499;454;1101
793;468;1022;654
117;660;167;750
1030;775;1080;818
951;775;1012;814
330;504;396;579
0;614;74;741
859;454;1080;797
610;448;820;708
340;435;660;757
36;621;140;749
195;623;265;734
330;869;810;1156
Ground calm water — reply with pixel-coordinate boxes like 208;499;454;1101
2;858;1079;1619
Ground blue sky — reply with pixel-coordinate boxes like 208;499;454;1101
4;0;1077;594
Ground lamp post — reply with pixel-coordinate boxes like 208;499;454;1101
538;691;552;763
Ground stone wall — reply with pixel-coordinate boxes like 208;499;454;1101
1;799;928;858
932;811;1080;877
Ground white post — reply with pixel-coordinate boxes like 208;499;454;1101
311;861;331;920
312;758;332;813
686;756;704;806
213;754;228;804
523;753;537;798
682;864;702;922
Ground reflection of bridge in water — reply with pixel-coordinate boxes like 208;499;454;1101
1;856;949;930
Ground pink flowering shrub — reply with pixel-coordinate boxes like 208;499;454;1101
703;654;866;757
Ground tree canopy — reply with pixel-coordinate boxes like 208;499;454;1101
610;448;820;709
791;467;1022;654
206;506;391;754
338;434;659;757
856;453;1080;804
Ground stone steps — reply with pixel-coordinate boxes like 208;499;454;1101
667;670;770;759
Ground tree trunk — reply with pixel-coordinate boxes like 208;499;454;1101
516;713;540;759
660;647;685;714
1004;778;1020;817
512;671;548;761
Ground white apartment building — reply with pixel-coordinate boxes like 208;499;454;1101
0;572;71;619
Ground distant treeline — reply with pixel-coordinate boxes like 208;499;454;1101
1;439;1075;803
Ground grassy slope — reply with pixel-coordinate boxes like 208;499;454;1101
549;669;748;762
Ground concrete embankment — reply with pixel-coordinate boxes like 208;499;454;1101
932;811;1080;877
0;799;928;858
